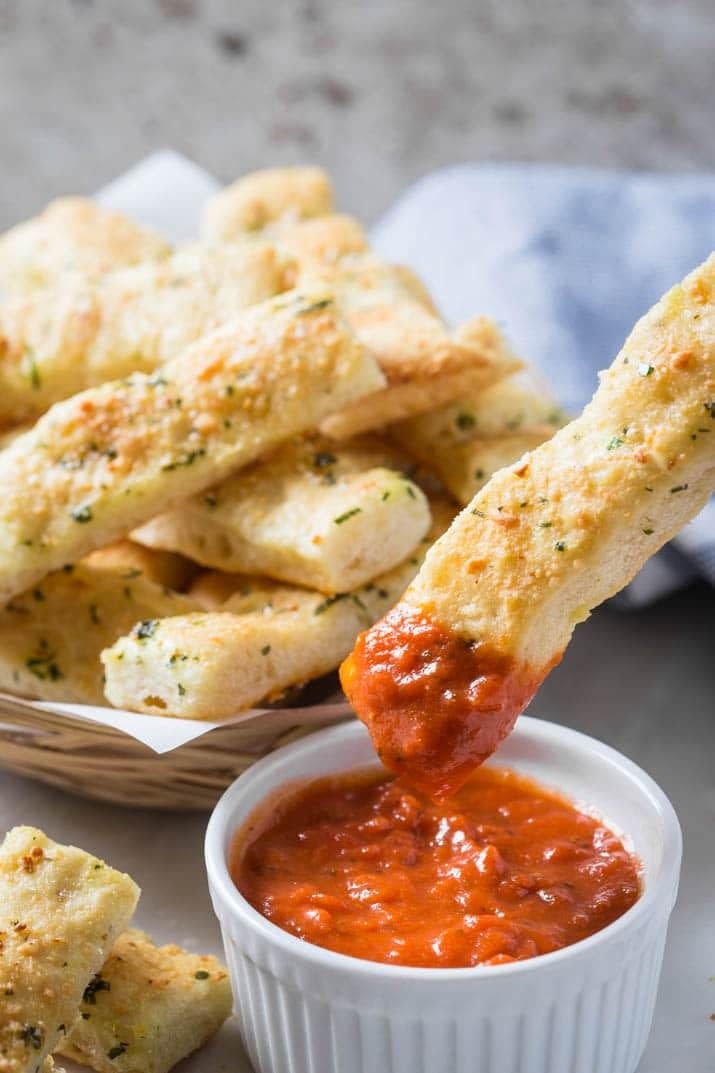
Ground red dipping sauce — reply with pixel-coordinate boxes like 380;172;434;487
233;765;640;969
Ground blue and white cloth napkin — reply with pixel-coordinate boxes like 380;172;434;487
101;153;714;607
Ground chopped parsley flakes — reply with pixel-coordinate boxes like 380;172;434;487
70;504;94;524
83;975;111;1005
334;507;362;525
135;619;159;640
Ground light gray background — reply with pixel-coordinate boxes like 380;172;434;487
1;0;714;227
0;3;713;1071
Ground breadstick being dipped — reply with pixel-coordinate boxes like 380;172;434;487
0;292;383;605
341;254;715;796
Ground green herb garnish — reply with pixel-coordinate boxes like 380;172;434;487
334;507;361;525
134;619;158;640
83;975;111;1005
70;504;93;524
313;451;337;468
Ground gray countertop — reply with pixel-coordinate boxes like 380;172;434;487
1;583;713;1072
1;0;714;230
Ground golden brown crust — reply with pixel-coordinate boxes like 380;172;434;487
321;328;521;440
0;292;384;604
0;241;293;423
206;167;518;436
277;214;369;271
393;374;568;449
203;167;334;240
0;198;169;294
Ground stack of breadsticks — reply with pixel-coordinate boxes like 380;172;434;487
0;164;600;722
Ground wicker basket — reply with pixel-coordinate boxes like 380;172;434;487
0;691;352;811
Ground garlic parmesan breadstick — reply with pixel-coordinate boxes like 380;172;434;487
342;254;715;796
133;436;429;593
0;548;198;704
57;930;232;1073
0;197;169;294
207;167;519;436
278;213;369;270
393;374;568;450
317;274;521;439
390;376;567;502
203;166;334;240
0;292;383;605
0;241;292;423
0;826;139;1073
103;499;454;718
414;428;556;505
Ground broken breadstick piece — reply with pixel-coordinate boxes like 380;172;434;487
57;929;232;1073
0;826;139;1073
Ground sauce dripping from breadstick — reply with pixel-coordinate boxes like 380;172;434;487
340;605;560;797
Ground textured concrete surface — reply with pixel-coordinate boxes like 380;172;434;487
1;0;714;228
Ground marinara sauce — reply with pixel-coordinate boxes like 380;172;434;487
234;765;640;969
340;605;556;797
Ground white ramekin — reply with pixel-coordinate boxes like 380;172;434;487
205;716;682;1073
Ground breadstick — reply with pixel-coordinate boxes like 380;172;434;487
102;498;454;718
393;374;568;450
206;168;519;437
0;292;383;604
0;197;169;294
203;166;334;240
133;435;429;593
57;930;232;1073
316;279;521;439
341;254;715;795
0;241;291;423
0;826;139;1073
0;548;198;704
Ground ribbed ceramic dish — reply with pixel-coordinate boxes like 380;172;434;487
0;691;351;810
206;717;682;1073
